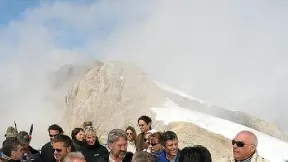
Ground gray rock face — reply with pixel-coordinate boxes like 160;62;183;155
64;61;166;136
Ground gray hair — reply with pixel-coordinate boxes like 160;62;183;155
107;129;127;144
63;152;86;162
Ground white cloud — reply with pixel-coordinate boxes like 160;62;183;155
0;0;288;147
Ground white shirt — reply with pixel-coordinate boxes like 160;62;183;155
127;141;136;153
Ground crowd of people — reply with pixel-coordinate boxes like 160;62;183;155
0;115;268;162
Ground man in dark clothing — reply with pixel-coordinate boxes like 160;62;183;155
52;135;73;162
81;128;108;162
40;124;63;162
17;131;41;162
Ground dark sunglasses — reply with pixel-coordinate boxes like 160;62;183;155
151;143;158;146
49;134;59;138
126;133;133;136
52;148;62;152
232;140;245;147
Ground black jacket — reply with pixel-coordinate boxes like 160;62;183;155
40;142;54;162
81;141;109;162
72;139;85;152
122;152;133;162
21;146;41;162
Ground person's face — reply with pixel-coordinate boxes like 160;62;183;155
109;137;127;159
12;144;24;160
232;133;256;161
150;137;162;153
138;120;150;133
52;142;71;161
164;139;179;157
85;134;96;146
49;130;60;141
126;130;135;142
76;131;84;142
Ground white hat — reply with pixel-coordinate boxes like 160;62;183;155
147;129;158;134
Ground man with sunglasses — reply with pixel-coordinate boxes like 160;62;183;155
219;130;268;162
40;124;64;162
52;135;73;162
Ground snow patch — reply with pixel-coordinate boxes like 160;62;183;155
150;107;288;162
163;97;180;108
154;81;209;105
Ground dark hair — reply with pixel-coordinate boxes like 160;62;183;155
179;145;212;162
48;124;64;134
133;151;155;162
161;131;178;146
52;134;73;148
71;128;84;140
138;115;152;130
125;126;137;141
2;140;20;157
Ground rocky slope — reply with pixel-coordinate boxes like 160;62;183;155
49;60;287;151
62;61;166;136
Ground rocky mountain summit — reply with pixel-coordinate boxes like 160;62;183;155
49;60;287;160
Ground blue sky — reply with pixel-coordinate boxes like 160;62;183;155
0;0;95;27
0;0;40;26
0;0;114;49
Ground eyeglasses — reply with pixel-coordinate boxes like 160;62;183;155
126;133;133;136
53;148;62;152
232;140;245;147
49;134;59;138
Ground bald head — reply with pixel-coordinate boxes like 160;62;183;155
235;130;258;147
232;130;258;161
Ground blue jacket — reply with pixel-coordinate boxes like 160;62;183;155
155;150;180;162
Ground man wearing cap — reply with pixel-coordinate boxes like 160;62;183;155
17;131;41;162
4;126;18;141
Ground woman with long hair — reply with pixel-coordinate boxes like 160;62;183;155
125;126;137;153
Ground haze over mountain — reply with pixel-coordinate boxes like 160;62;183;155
0;0;287;149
